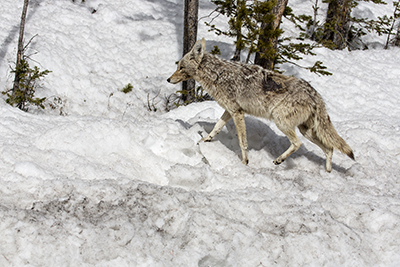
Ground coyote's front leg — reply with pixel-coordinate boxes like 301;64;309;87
197;110;232;144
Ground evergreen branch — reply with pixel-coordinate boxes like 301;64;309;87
279;55;332;76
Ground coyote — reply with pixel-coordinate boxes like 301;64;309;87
167;38;354;172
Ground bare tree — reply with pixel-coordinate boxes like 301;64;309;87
182;0;199;102
12;0;30;96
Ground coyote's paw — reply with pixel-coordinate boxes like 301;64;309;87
273;158;284;165
197;136;213;145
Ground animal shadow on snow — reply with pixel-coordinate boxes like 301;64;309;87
196;116;347;173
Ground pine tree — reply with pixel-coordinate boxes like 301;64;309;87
205;0;332;75
206;0;256;62
230;0;248;61
254;0;288;69
207;0;281;65
3;0;51;111
4;59;50;111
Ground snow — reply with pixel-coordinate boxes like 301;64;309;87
1;0;400;266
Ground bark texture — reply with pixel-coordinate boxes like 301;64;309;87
182;0;199;101
13;0;29;96
254;0;289;70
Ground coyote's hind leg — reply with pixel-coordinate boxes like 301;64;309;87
273;125;302;165
298;124;334;172
198;110;232;144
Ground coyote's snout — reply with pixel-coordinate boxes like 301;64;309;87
166;67;189;84
166;71;187;84
168;38;354;172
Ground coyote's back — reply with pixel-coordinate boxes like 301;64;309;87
168;38;354;172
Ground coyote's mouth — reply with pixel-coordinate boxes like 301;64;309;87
167;77;180;84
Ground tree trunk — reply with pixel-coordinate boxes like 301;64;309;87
323;0;351;49
13;0;29;96
390;3;400;48
395;21;400;47
231;0;247;62
254;0;289;70
232;47;241;61
232;28;243;62
182;0;199;102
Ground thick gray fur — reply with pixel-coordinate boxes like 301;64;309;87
168;38;354;172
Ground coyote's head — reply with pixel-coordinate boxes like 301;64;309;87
167;38;206;84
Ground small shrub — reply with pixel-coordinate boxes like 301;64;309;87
211;45;221;55
3;59;51;111
121;83;133;94
174;86;212;107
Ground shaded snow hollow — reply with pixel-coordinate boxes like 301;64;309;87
1;0;400;266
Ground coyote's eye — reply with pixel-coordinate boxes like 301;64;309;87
179;66;183;70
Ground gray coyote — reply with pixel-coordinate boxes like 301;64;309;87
167;38;354;172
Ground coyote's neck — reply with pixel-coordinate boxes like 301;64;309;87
195;53;231;98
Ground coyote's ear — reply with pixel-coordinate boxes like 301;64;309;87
191;38;206;62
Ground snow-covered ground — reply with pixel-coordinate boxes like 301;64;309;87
1;0;399;266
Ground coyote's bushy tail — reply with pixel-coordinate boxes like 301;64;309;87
315;105;355;160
